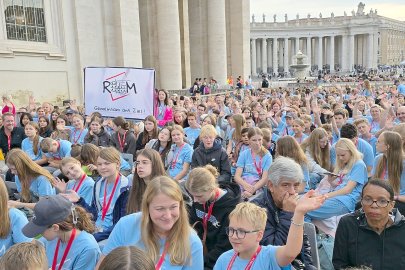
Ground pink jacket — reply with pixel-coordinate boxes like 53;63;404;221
154;101;173;127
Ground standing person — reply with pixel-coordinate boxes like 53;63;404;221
21;195;100;270
234;127;272;199
154;89;173;127
0;180;32;257
111;116;137;156
372;131;405;213
186;165;241;269
213;196;325;270
53;157;95;205
69;114;88;145
167;125;194;181
21;122;47;165
145;126;173;169
191;125;231;183
136;116;159;152
61;147;129;241
97;176;204;269
0;113;26;157
38;116;52;138
84;116;111;147
6;149;56;210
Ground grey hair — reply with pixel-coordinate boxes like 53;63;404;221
268;156;304;185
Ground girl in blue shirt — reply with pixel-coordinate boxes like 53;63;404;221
6;148;56;210
291;118;308;144
21;195;100;270
0;180;32;257
306;138;368;221
235;127;272;200
21;121;47;165
99;176;203;270
70;114;88;145
167;125;193;181
52;157;95;205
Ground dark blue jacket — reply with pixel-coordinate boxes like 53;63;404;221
252;188;315;269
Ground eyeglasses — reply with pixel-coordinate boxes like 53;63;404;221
225;227;260;239
135;160;152;166
361;197;391;208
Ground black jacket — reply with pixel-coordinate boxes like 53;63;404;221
0;126;26;156
84;127;111;147
111;131;137;157
333;209;405;270
191;139;231;183
252;188;315;269
189;182;241;270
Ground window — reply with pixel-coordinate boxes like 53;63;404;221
4;0;46;42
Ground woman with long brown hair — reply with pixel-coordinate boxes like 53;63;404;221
136;115;159;152
111;116;137;156
0;179;32;257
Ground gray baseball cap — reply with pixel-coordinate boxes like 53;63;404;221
22;195;73;238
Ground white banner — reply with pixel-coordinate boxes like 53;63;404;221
84;67;155;119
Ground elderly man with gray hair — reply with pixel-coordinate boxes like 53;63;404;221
252;156;316;270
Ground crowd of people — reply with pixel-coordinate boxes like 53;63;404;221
0;74;405;270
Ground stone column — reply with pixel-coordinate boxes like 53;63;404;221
284;37;289;74
341;35;348;72
256;39;261;73
306;37;312;67
267;39;272;72
317;36;323;70
208;0;227;84
373;31;378;68
348;34;355;72
273;38;278;76
156;0;182;89
329;35;335;72
251;39;257;76
262;38;268;74
295;37;300;53
367;33;373;68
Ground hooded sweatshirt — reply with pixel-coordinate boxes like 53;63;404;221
191;138;231;183
189;182;241;270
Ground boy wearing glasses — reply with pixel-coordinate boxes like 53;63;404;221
214;191;326;270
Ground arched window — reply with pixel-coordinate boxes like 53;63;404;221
4;0;46;42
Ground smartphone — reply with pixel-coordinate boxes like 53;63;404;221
325;172;339;177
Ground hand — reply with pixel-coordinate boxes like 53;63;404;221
242;191;253;199
8;200;22;208
52;177;67;192
60;190;80;203
305;93;311;102
326;174;338;183
69;99;78;110
56;124;65;131
295;190;326;214
282;192;298;212
244;184;255;194
87;164;97;171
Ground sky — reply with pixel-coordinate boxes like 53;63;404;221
250;0;405;22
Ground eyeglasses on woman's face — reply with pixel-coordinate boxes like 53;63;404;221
361;197;390;208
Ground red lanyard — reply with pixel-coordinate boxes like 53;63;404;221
251;150;263;177
6;134;11;150
171;143;185;169
202;189;220;240
101;174;120;221
52;228;76;270
155;242;169;270
336;173;345;185
381;165;387;179
117;131;127;151
72;129;83;144
72;174;86;192
227;245;262;270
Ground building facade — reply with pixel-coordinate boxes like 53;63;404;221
250;3;405;76
0;0;250;105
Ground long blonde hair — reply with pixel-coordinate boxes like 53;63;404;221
141;176;191;265
6;149;54;202
334;138;362;174
301;128;330;171
373;131;404;193
0;179;10;238
186;165;218;194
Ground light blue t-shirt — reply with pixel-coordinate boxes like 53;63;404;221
330;138;374;169
15;175;56;198
120;156;131;171
66;176;95;205
184;127;201;146
276;121;294;136
398;84;405;96
69;128;88;145
0;208;32;257
41;230;100;270
214;245;282;270
95;175;129;231
103;213;204;270
294;134;308;144
365;116;381;135
371;154;405;195
167;143;193;179
45;140;72;160
361;135;378;157
333;160;368;211
236;148;272;184
21;137;44;161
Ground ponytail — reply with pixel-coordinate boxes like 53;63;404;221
57;206;95;233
